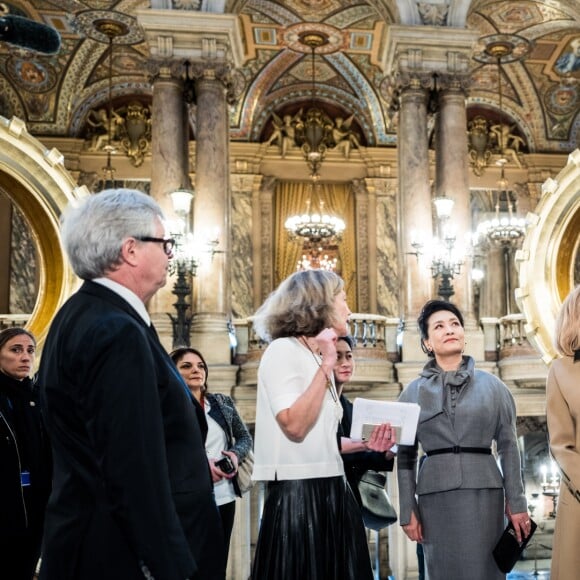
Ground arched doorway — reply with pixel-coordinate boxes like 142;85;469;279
516;149;580;362
0;115;88;347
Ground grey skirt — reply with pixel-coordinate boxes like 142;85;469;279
419;488;505;580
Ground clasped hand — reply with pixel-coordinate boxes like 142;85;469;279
364;423;397;453
209;450;238;483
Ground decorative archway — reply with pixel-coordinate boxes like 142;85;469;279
0;116;88;347
516;149;580;363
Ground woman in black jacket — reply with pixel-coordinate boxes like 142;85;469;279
0;327;51;579
170;346;253;562
334;335;395;508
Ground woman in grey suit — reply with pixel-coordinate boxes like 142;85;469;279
397;300;531;580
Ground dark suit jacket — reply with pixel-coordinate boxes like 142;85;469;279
38;281;225;580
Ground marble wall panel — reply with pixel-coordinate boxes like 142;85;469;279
10;208;37;314
376;180;399;316
231;187;254;318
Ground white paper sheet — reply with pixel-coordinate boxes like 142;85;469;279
350;398;420;446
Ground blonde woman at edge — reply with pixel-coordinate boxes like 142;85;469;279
251;270;395;580
547;284;580;579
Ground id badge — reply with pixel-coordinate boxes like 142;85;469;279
21;470;31;487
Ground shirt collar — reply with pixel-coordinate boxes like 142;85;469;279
92;277;151;326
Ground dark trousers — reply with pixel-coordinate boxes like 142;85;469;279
218;500;236;563
1;531;41;580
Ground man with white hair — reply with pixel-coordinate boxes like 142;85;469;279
38;189;225;580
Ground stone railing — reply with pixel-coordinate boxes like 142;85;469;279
232;314;401;362
0;314;30;330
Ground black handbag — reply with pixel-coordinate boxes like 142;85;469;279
492;519;537;573
357;470;398;531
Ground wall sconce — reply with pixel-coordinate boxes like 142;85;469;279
167;187;198;348
410;194;466;302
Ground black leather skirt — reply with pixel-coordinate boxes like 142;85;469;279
251;476;373;580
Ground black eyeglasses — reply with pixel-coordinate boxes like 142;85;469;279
135;236;175;256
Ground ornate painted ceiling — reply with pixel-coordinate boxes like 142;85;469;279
0;0;578;154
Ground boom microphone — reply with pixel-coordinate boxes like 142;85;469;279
0;15;61;54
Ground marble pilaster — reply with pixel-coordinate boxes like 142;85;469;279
230;172;262;319
353;178;372;313
367;176;399;317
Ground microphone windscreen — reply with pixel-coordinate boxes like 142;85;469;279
0;15;61;54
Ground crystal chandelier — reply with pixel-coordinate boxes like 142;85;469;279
296;244;338;272
474;39;526;248
285;181;345;244
285;180;344;272
297;32;334;178
476;178;526;246
90;19;130;188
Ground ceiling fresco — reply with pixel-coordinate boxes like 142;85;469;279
0;0;578;153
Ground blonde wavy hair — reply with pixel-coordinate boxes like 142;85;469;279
554;285;580;356
253;270;344;342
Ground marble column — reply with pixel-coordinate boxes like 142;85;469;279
398;80;433;329
435;79;484;357
148;62;191;347
434;80;473;321
190;66;232;363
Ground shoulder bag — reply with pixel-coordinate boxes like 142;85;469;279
357;469;397;530
236;449;255;494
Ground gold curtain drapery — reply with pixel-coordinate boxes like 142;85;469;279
274;180;357;310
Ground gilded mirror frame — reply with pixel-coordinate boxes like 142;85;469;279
0;116;88;347
516;149;580;364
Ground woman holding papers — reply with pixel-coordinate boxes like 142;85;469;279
251;270;395;580
397;299;530;580
546;285;580;579
334;335;395;508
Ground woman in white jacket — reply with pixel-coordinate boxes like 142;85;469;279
251;270;394;580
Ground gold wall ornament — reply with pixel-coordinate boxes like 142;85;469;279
0;115;89;350
85;101;152;167
468;115;492;176
118;101;152;167
515;148;580;363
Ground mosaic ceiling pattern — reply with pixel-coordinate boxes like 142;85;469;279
0;0;578;152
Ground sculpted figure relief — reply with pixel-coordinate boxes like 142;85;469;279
264;109;363;160
85;102;152;167
331;115;361;159
467;115;526;174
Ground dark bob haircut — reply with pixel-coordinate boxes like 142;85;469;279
337;335;354;349
417;300;464;357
